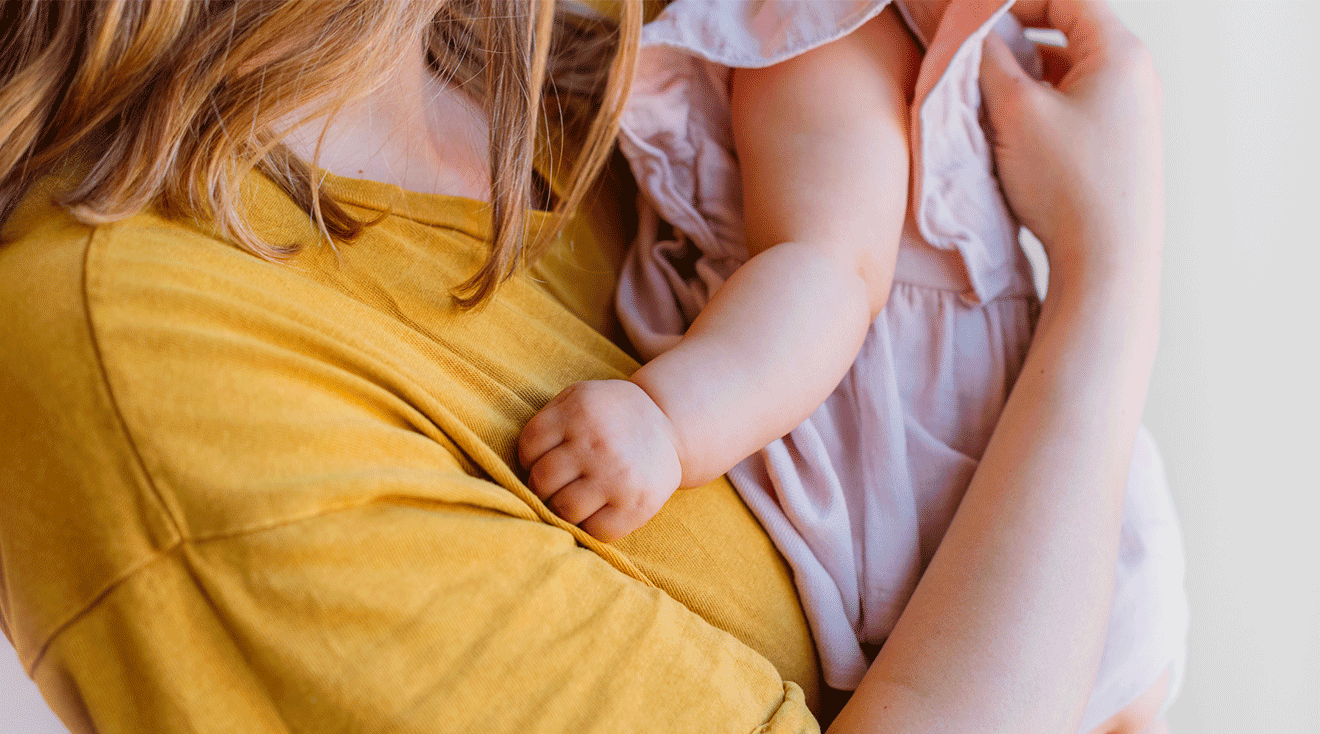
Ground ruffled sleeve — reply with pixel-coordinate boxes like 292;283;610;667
616;0;1045;361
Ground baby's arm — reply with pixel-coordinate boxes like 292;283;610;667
519;7;920;541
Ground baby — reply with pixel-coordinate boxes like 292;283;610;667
520;1;1186;731
520;6;913;535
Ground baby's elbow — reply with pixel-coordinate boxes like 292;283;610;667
824;233;898;319
860;259;896;318
817;237;898;319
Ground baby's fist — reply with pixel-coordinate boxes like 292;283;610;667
518;380;684;542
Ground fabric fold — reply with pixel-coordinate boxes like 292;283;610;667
613;1;1187;725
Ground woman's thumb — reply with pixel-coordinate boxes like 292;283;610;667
979;32;1039;119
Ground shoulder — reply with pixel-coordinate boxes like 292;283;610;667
0;189;824;731
66;205;532;534
0;185;518;664
0;185;186;666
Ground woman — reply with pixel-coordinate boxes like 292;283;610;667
0;0;1168;731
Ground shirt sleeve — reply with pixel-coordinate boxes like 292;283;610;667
31;495;818;733
1;216;820;734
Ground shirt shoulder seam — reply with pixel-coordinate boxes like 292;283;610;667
79;223;187;543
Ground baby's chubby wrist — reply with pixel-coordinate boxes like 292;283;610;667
613;378;687;478
625;374;705;489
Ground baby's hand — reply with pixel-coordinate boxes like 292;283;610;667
518;380;684;542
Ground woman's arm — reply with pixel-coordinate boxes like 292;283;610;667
831;2;1167;731
518;7;919;541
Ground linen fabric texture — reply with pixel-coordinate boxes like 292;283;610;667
613;0;1189;729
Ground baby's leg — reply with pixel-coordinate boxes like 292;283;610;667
1082;425;1186;734
1085;667;1170;734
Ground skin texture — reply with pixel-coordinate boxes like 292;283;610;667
518;6;920;543
827;2;1166;732
524;0;1170;730
294;0;1169;729
283;29;490;201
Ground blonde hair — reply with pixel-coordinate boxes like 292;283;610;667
0;0;641;307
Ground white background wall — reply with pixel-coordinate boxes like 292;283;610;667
1112;1;1320;732
3;2;1318;732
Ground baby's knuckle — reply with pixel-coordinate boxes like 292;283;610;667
566;408;605;438
613;507;643;534
561;381;588;399
562;394;591;421
529;462;554;492
577;382;610;405
586;432;615;459
605;461;634;492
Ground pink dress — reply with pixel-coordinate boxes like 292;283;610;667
614;0;1188;729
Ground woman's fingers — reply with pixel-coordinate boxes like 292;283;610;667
1009;0;1124;57
1035;42;1073;87
980;0;1163;284
980;31;1043;110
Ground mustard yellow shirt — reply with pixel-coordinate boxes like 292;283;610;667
0;170;822;732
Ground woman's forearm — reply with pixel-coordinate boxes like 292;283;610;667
826;1;1172;726
831;267;1161;734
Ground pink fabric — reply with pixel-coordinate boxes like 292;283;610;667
614;0;1187;726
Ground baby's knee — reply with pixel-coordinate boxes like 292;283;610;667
1086;668;1171;734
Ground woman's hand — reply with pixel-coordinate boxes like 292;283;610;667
830;3;1167;732
980;0;1164;288
518;380;683;543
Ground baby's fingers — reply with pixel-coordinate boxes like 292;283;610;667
545;478;609;527
527;446;583;501
518;402;567;470
579;505;647;544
